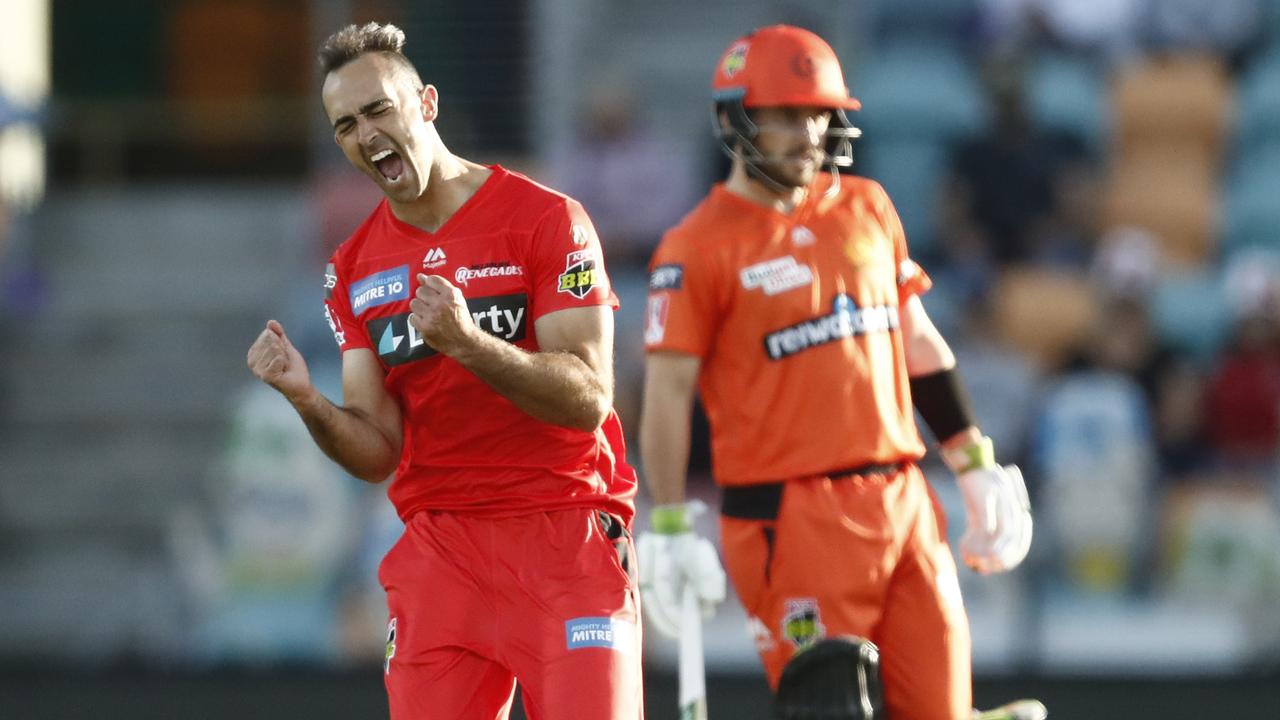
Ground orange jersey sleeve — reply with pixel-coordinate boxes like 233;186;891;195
645;175;929;485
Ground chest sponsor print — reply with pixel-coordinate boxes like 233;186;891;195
367;293;528;366
740;255;814;296
763;294;899;360
349;265;411;316
455;262;524;287
557;249;601;299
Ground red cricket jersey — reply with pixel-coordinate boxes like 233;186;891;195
323;166;637;524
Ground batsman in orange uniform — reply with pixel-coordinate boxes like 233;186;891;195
636;26;1034;720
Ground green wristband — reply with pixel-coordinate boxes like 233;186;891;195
651;504;691;534
943;436;995;474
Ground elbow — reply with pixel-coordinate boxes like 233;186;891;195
568;393;612;433
353;456;398;485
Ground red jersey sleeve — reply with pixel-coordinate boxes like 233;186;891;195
643;230;723;358
322;258;370;352
528;198;619;321
873;182;932;303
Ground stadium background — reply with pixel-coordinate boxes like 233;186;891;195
2;0;1280;717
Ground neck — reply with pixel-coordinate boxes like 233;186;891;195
388;146;491;233
724;160;807;214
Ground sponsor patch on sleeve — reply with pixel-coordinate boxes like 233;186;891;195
644;294;670;345
557;250;600;299
323;304;346;347
324;263;337;300
649;264;684;291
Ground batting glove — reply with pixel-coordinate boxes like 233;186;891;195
946;437;1033;574
636;500;727;638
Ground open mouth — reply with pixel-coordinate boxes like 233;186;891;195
370;149;404;182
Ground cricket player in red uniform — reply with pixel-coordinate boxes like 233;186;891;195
637;26;1035;720
246;23;641;720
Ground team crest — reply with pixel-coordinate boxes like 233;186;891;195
781;598;825;649
384;617;397;674
722;41;749;79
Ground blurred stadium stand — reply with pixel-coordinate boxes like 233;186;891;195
1;0;1279;717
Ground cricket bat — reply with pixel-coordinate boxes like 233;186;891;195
678;585;708;720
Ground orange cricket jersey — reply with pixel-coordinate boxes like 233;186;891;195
645;174;932;485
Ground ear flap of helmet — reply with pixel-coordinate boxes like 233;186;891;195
711;97;862;178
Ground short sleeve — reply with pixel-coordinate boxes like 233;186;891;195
323;258;370;352
528;198;619;321
643;231;722;358
875;183;932;303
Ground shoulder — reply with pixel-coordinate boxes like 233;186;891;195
827;173;890;208
330;200;390;269
657;189;732;256
493;166;581;221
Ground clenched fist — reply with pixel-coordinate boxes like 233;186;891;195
246;319;312;401
409;274;477;357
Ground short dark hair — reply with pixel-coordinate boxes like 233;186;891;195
318;22;422;86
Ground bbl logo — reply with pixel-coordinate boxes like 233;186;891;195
781;598;825;648
557;250;599;299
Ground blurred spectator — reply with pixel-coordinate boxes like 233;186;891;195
945;59;1091;264
546;72;695;270
182;377;365;663
1204;301;1280;467
1037;301;1161;595
977;0;1143;60
1137;0;1265;70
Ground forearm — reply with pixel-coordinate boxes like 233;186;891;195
289;387;401;483
640;386;694;506
453;332;610;432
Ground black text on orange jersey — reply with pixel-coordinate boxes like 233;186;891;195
763;294;899;360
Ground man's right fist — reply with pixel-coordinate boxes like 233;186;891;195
246;320;311;400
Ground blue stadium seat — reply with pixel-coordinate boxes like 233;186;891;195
1222;144;1280;255
852;41;987;142
872;0;977;41
1151;270;1231;360
1233;48;1280;153
1027;52;1109;151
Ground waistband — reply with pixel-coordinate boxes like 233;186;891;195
720;461;904;520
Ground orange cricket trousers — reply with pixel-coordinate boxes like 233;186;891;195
720;463;972;720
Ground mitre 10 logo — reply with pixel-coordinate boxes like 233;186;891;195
367;293;528;366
